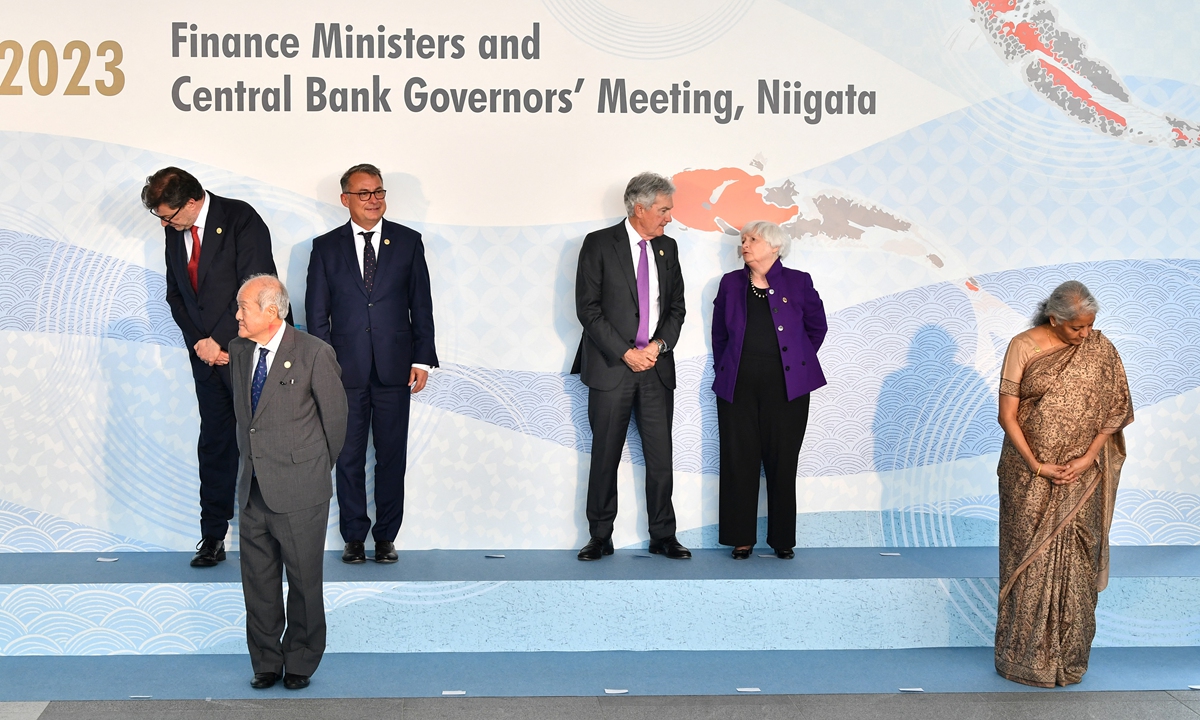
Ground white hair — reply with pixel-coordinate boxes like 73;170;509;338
623;172;675;216
1032;280;1099;326
741;220;791;259
240;274;290;319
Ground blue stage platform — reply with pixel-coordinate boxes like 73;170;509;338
2;547;1199;699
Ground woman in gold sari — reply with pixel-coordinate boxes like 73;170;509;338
994;280;1133;687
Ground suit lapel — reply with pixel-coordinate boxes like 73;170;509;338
338;223;368;299
651;236;669;314
251;325;295;421
613;222;638;304
170;230;198;302
196;194;225;293
232;342;251;419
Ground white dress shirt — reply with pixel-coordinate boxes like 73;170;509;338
183;191;212;259
624;217;660;343
350;218;432;376
250;320;288;387
349;218;381;277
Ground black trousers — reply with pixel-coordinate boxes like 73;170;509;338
586;369;677;541
192;363;238;541
336;363;410;543
717;354;811;549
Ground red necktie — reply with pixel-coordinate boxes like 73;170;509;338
187;225;201;292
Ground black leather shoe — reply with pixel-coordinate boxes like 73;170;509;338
283;673;310;690
774;547;795;559
577;537;614;561
732;547;752;560
374;541;398;564
342;541;366;564
250;671;279;689
190;538;226;567
648;536;692;559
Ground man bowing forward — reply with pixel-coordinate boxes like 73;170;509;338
306;164;438;564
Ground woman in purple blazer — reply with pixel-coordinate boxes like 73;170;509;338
712;221;828;559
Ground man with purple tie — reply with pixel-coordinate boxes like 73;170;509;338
571;172;690;560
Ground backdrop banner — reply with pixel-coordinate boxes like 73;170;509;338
2;0;1198;551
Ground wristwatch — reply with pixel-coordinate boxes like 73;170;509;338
653;338;667;354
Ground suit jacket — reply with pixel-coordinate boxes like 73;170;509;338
571;221;686;391
229;325;349;514
712;260;828;403
305;218;438;388
164;192;280;380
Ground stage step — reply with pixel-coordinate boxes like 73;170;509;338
1;548;1198;656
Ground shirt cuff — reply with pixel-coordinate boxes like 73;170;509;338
412;363;433;373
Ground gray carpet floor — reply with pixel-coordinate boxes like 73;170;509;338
9;691;1200;720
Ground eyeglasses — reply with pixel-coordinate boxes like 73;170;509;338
151;205;184;224
344;189;387;201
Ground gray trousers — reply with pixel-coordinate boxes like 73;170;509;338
240;481;329;677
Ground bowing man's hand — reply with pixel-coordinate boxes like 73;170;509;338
409;366;429;393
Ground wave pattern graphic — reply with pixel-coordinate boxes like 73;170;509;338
881;490;1200;547
541;0;755;59
0;500;164;553
0;581;498;656
0;230;180;346
5;220;1198;486
976;259;1200;407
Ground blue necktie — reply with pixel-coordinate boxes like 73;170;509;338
251;347;269;415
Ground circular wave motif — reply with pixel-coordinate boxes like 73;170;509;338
542;0;756;59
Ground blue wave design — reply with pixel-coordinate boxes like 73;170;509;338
976;259;1200;407
0;499;164;553
5;222;1199;484
0;230;181;346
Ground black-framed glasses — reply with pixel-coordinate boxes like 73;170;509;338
151;205;185;224
345;189;387;201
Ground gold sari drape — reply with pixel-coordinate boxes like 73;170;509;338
995;330;1133;687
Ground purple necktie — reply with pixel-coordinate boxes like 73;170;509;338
636;239;650;349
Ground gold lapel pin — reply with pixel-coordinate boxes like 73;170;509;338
216;228;223;234
384;238;391;245
659;249;664;256
283;361;291;368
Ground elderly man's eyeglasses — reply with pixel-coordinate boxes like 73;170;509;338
345;189;387;201
151;205;185;224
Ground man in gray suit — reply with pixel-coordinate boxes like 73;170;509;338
229;274;348;691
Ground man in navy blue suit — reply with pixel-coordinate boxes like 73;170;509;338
305;164;438;564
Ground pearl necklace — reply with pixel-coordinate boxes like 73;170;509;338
749;282;768;299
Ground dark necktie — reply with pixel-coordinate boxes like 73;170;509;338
635;239;650;349
187;226;201;292
360;230;376;295
251;347;269;415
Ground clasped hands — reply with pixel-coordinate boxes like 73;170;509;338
622;343;660;373
194;337;229;366
1035;455;1095;485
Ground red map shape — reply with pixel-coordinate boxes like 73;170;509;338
671;168;798;232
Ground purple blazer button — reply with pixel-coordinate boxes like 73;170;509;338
777;325;783;331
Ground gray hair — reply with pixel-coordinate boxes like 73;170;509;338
623;172;675;217
741;220;791;260
1032;280;1099;326
240;273;290;319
